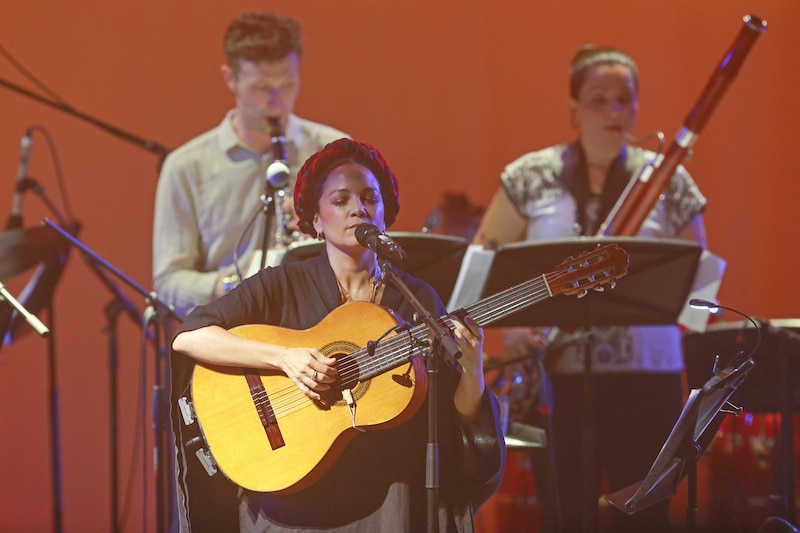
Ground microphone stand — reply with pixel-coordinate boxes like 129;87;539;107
0;77;171;168
42;218;180;533
258;184;280;272
88;256;150;533
377;257;461;533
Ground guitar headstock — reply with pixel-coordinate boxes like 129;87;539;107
545;244;629;298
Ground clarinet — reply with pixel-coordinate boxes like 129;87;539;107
266;118;296;248
597;14;767;237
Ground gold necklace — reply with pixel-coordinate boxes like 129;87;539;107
335;269;383;304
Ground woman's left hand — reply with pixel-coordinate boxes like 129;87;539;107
449;312;486;421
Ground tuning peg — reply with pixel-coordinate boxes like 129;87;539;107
610;280;617;289
593;286;605;292
576;289;588;299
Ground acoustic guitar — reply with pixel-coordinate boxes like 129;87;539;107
189;244;629;493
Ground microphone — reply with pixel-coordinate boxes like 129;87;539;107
355;223;407;261
6;130;33;230
266;160;290;190
266;118;289;190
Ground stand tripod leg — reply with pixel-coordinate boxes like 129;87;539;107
104;300;123;533
686;457;698;533
778;342;797;524
580;336;596;533
45;305;63;533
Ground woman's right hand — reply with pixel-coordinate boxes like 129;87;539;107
278;347;338;401
173;325;338;402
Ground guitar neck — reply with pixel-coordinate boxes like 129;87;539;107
459;274;551;329
348;243;627;386
349;275;552;386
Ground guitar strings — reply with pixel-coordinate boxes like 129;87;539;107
250;258;613;420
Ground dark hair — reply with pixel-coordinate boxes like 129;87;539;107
294;139;401;238
223;12;303;73
569;45;638;99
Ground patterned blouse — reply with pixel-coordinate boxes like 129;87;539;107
500;142;706;374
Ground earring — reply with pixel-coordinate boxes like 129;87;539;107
317;231;324;241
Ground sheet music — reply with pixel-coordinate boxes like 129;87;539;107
244;249;287;279
245;239;322;279
446;244;495;311
678;250;727;332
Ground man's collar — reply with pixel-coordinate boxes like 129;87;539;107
219;110;301;157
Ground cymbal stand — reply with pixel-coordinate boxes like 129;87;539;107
0;282;59;531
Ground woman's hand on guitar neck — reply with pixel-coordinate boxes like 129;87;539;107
449;312;486;422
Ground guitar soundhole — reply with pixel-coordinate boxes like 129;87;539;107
321;341;371;406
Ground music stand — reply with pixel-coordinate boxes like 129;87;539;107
282;232;469;305
685;319;800;524
467;237;701;328
448;237;701;531
604;357;756;532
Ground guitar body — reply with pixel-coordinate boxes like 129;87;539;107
190;302;428;494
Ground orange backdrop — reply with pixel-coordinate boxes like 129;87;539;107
1;1;796;531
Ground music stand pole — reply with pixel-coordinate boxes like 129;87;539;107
772;324;800;523
685;442;701;531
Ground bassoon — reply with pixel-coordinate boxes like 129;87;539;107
597;14;767;237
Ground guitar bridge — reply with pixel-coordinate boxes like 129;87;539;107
245;372;286;449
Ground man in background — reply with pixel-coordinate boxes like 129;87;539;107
153;11;348;320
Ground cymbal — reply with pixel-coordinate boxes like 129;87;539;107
0;226;68;280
